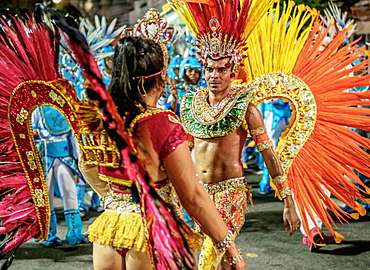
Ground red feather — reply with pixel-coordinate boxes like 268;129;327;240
0;11;59;264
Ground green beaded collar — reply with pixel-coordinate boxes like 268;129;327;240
180;85;251;138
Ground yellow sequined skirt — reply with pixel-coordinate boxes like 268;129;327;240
88;209;148;252
88;187;202;253
87;189;148;252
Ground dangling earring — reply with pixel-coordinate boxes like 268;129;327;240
137;77;147;96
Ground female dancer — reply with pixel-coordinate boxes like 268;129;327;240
80;35;246;270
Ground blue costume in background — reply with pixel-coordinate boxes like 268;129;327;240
158;55;183;109
165;52;207;116
32;106;88;246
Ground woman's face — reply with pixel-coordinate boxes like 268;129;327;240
185;68;200;85
174;67;180;76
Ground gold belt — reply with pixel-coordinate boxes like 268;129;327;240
204;177;247;195
102;189;140;213
98;173;133;187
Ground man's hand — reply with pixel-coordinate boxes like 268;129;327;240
170;85;178;100
283;196;300;236
33;129;40;137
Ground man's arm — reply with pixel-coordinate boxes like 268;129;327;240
246;103;299;236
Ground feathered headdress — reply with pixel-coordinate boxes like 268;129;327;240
79;15;126;59
322;1;356;33
165;0;274;67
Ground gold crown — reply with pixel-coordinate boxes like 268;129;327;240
196;17;248;66
122;8;174;70
123;8;174;43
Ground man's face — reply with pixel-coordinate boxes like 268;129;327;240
105;57;114;72
185;68;200;85
204;57;235;94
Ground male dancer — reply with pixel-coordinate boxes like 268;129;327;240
169;1;299;268
181;55;299;269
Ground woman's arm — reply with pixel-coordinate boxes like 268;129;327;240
78;152;108;197
136;115;245;267
164;142;226;241
163;142;245;266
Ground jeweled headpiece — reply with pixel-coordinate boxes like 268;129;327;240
165;0;274;67
123;8;174;69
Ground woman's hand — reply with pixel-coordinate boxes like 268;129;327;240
223;242;247;270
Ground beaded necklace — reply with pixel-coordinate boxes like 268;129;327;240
180;85;251;138
195;87;238;121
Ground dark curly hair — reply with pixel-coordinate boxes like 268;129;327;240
108;36;164;126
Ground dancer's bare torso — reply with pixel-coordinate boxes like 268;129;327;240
194;128;248;184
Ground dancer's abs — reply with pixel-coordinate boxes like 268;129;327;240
194;131;245;184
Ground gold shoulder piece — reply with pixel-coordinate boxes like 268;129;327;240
75;99;121;168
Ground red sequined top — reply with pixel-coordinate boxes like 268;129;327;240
99;108;187;184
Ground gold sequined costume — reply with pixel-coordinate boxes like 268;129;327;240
204;177;251;233
198;177;251;269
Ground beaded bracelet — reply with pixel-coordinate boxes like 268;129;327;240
227;249;244;266
271;175;292;199
214;230;235;255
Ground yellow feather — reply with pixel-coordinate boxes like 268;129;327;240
244;1;316;81
162;3;171;11
241;0;275;41
164;1;199;36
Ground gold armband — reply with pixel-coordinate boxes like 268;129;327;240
250;126;273;152
271;175;292;200
250;126;265;136
256;140;273;152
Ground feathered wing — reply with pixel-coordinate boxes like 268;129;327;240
0;10;120;269
47;8;195;269
244;2;370;244
0;11;60;265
